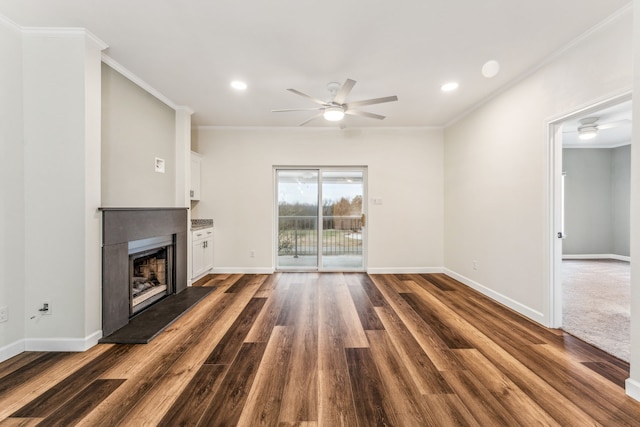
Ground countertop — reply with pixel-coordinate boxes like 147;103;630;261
191;219;213;230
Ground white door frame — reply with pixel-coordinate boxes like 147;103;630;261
545;91;632;328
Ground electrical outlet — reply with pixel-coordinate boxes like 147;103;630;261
250;250;256;258
472;260;478;270
0;306;7;323
41;301;52;315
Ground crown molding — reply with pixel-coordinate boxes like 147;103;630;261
21;26;108;50
194;125;443;131
101;53;192;114
0;12;21;31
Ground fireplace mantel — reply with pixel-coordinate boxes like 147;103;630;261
101;207;188;337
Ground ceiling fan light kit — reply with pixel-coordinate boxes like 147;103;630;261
564;115;631;142
323;106;345;121
578;125;598;140
272;78;398;126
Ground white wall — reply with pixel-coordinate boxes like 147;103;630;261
0;16;25;359
444;8;633;324
562;146;630;257
627;0;640;402
612;145;631;257
22;29;105;350
563;148;613;255
101;63;177;207
193;127;444;273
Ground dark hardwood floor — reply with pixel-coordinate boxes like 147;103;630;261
1;273;639;426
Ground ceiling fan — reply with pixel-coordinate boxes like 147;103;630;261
565;116;631;140
272;78;398;126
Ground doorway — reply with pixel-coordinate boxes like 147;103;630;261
549;94;632;360
275;167;366;271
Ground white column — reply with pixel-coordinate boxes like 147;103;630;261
22;28;106;350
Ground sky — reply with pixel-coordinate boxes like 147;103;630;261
277;170;364;206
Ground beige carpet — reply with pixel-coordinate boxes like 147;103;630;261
562;259;630;362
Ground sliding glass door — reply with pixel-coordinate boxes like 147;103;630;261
276;168;366;271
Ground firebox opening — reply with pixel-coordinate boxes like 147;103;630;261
129;235;175;316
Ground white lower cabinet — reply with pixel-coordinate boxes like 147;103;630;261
192;227;213;279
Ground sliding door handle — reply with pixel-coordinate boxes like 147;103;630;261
361;213;366;227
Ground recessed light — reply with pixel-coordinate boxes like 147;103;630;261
482;60;500;78
230;80;247;90
441;82;459;92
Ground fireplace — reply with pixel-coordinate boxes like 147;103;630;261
129;235;174;315
101;208;188;337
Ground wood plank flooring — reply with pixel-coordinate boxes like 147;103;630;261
1;273;639;426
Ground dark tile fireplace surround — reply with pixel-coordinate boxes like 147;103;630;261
101;208;188;337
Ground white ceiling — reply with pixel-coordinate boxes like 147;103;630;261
562;100;633;148
0;0;632;128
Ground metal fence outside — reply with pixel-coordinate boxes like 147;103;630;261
278;215;362;257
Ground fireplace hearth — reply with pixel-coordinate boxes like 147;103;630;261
101;208;188;337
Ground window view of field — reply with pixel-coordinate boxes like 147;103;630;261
278;195;363;257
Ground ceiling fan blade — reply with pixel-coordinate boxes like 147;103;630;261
298;112;324;126
333;79;356;105
345;110;386;120
598;119;632;130
345;95;398;109
272;107;325;112
287;88;328;106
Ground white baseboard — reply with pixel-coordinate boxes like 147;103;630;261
626;378;640;402
211;267;275;274
24;330;102;352
563;254;630;262
443;269;545;325
0;339;26;363
367;267;444;274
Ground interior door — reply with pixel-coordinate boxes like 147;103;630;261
276;168;366;271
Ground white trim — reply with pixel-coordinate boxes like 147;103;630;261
443;268;546;325
212;267;275;274
21;27;108;50
563;254;631;262
101;54;193;114
24;330;102;352
196;125;443;132
0;13;22;31
0;339;26;363
367;267;443;274
626;378;640;402
564;141;631;149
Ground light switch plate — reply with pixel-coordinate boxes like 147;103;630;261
155;157;165;173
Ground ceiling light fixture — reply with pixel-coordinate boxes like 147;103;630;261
578;125;598;140
441;82;459;92
230;80;247;90
577;117;599;140
323;106;345;121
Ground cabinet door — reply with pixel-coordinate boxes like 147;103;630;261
203;235;214;272
192;239;205;278
190;153;202;201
